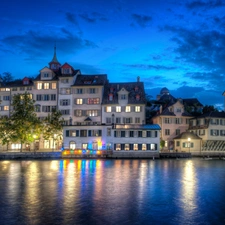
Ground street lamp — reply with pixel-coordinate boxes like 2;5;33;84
188;137;191;153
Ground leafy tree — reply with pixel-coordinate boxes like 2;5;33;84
0;72;13;84
10;92;42;151
0;116;16;151
43;109;64;151
202;105;218;114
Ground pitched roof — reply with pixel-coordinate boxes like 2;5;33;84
102;82;146;104
191;111;225;119
73;74;108;86
183;98;203;107
173;131;202;140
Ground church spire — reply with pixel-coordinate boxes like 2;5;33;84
49;44;61;70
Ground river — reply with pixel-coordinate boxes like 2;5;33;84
0;159;225;225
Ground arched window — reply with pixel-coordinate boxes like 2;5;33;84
70;141;76;150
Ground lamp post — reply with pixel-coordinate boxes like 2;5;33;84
188;137;191;153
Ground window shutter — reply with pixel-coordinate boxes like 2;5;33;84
82;110;86;116
74;98;77;104
183;143;185;147
130;144;133;150
104;107;106;112
155;131;157;137
155;144;157;150
140;106;142;112
76;130;80;136
138;144;142;150
88;130;91;136
114;131;117;137
66;130;69;137
99;130;102;136
122;106;125;112
132;106;135;112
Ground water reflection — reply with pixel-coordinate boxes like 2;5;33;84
0;159;225;225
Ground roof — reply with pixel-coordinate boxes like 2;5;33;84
190;111;225;119
183;98;203;107
173;131;202;140
102;82;146;104
72;74;108;86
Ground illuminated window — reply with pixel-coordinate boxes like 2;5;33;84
44;83;49;89
75;110;82;117
82;143;88;149
87;110;98;116
87;98;100;104
142;144;147;151
125;144;129;151
4;106;9;111
37;83;42;90
125;106;130;112
135;106;140;112
116;106;121;112
70;141;76;149
11;144;21;149
76;99;83;105
116;144;121;151
134;144;138;151
52;83;56;89
106;106;111;112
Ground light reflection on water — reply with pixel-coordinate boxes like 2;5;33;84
0;159;225;225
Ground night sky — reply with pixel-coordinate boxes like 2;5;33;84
1;0;225;109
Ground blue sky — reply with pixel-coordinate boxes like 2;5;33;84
1;0;225;109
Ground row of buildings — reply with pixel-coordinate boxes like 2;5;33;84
1;48;225;157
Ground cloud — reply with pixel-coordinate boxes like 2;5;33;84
0;29;98;61
131;13;152;28
79;12;108;23
186;0;225;9
124;63;177;70
65;12;79;26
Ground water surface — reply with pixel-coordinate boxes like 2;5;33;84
0;159;225;225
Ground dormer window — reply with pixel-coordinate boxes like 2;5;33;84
23;80;29;85
121;94;126;100
136;94;140;101
63;68;71;74
109;93;113;101
44;73;49;78
110;87;114;93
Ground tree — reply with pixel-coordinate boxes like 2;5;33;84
202;105;218;114
42;109;64;151
0;116;16;151
10;92;42;151
0;72;13;84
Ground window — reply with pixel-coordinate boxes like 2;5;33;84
142;144;147;151
61;110;70;115
76;99;83;105
70;141;76;150
116;117;121;124
175;118;181;124
165;118;170;124
165;129;170;135
75;110;82;117
116;106;121;112
60;88;71;94
43;95;49;101
106;106;111;112
42;106;51;112
107;128;111;136
134;144;138;151
176;129;180;135
80;130;87;137
138;131;142;137
121;131;126;137
27;87;32;90
220;130;225;136
44;73;49;78
210;129;219;136
121;94;126;100
87;98;100;104
36;95;42;101
106;118;111;124
130;131;134;137
44;83;49;89
135;106;140;112
89;88;96;94
61;79;69;83
82;143;88;149
125;144;129;151
61;99;70;106
37;83;42;90
151;144;157;150
77;88;83;94
116;144;121;151
3;96;10;101
12;87;17;91
4;106;9;111
147;131;151;137
124;118;132;123
11;144;21;149
51;94;56;101
176;141;180;147
87;110;98;116
20;87;25;91
125;106;131;112
177;108;181;112
135;117;140;123
52;83;57;89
